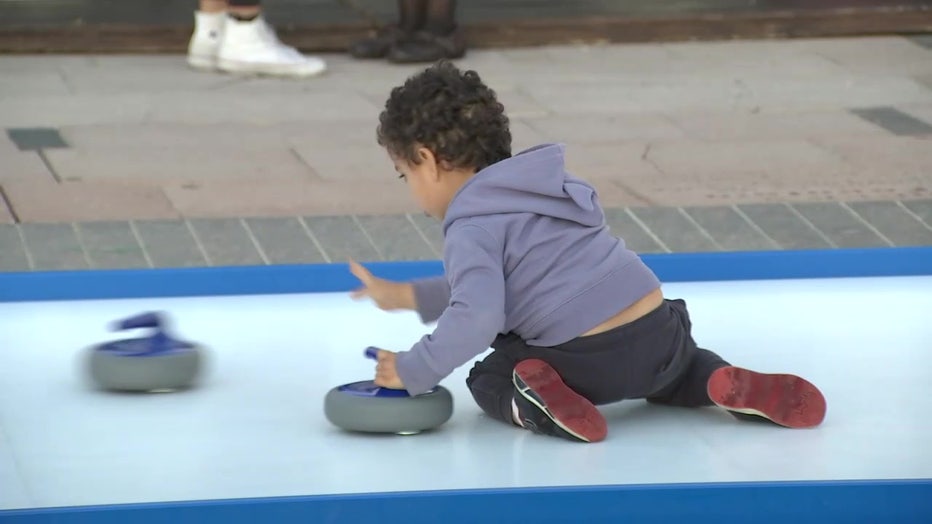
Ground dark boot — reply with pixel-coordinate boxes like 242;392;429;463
349;0;426;59
387;26;466;63
349;25;409;59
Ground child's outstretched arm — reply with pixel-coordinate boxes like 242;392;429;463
394;224;506;396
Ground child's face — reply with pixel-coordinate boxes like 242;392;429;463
390;148;449;220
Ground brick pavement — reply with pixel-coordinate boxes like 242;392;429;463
1;35;931;271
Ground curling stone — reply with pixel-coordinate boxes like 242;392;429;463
324;347;453;435
86;312;204;393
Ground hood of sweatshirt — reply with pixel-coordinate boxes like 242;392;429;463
441;143;605;233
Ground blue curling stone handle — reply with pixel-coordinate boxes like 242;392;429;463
337;380;411;398
94;311;195;357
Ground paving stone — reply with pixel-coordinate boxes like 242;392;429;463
735;203;832;250
521;78;745;115
909;34;932;51
59;122;292;150
845;201;932;247
898;104;932;127
289;141;392;183
133;220;206;268
19;223;89;270
850;107;932;136
146;91;382;125
805;136;932;198
6;127;69;151
789;35;932;76
0;148;56;183
0;93;151;128
76;221;149;269
627;207;719;253
407;212;444;255
0;224;30;271
2;179;178;222
662;38;851;76
354;214;437;261
666;109;885;142
302;215;379;263
603;207;667;254
0;68;70;97
901;199;932;227
741;75;932;112
523;114;685;144
163;179;420;218
45;145;314;185
789;202;890;248
57;55;235;95
562;142;665;206
682;206;777;251
630;135;932;206
188;219;265;266
244;217;327;264
645;139;844;181
0;197;13;224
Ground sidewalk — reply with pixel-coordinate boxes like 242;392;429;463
1;35;931;271
3;0;929;53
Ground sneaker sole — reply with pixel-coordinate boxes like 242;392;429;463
187;54;218;71
513;359;607;442
216;58;326;78
707;366;826;428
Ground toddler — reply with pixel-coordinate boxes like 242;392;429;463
350;61;826;442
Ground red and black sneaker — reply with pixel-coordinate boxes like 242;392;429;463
512;359;608;443
707;366;827;428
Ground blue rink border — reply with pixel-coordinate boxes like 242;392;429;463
2;478;931;524
0;246;930;303
1;246;930;523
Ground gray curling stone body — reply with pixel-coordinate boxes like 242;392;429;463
86;311;204;393
324;381;453;435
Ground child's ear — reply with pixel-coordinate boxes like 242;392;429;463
416;147;442;181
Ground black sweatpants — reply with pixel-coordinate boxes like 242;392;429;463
465;298;731;424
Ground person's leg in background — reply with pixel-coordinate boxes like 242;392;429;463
349;0;465;63
187;0;327;78
388;0;465;63
349;0;426;59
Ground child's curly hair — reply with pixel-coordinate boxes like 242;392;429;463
376;61;512;173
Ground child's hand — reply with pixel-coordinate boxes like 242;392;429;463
349;259;416;311
372;349;405;389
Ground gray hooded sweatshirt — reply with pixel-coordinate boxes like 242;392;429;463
395;143;661;395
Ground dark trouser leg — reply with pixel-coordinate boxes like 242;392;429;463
645;299;730;407
465;346;520;425
464;299;697;425
226;0;261;21
424;0;456;33
646;347;730;407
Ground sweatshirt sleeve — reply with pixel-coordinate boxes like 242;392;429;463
410;275;450;324
395;224;506;396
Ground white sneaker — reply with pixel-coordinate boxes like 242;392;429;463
216;15;327;78
187;10;225;70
